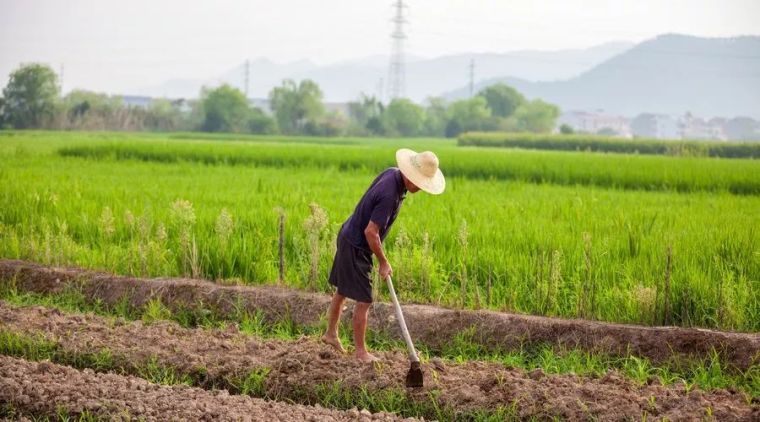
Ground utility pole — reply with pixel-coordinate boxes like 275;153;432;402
387;0;407;100
59;63;64;95
244;60;250;98
468;59;475;97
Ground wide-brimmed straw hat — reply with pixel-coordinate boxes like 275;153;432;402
396;148;445;195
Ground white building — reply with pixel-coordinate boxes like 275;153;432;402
558;110;632;138
631;113;680;139
679;113;727;141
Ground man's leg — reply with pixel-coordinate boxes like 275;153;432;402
353;301;379;362
321;292;347;353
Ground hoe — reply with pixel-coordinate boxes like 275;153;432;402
385;275;424;388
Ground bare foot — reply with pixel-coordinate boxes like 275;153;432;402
355;351;380;363
321;335;346;354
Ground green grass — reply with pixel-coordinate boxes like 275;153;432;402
1;131;758;330
229;367;271;397
459;131;760;159
1;284;757;400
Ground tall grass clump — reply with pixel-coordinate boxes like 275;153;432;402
169;199;199;277
303;203;329;291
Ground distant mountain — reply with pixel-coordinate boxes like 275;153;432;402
444;34;760;118
130;42;633;101
134;58;318;99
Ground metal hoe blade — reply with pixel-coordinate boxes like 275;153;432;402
405;361;424;388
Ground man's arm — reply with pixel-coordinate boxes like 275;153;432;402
364;220;392;279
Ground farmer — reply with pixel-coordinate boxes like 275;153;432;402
321;149;445;362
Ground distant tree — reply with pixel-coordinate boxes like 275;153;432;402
384;98;425;136
0;96;6;129
1;63;60;128
186;99;206;131
64;90;121;115
559;124;575;134
199;84;251;133
60;90;124;129
304;111;347;136
366;116;384;136
423;97;448;137
446;96;491;136
248;106;277;134
269;79;325;134
477;84;525;118
144;99;185;132
444;119;463;138
347;94;384;135
510;99;560;133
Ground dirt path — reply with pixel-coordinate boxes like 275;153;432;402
2;259;758;370
0;302;756;421
0;355;412;421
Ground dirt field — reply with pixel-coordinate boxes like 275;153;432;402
0;355;413;421
1;302;756;421
2;259;758;370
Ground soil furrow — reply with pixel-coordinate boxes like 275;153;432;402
2;259;758;370
0;301;756;421
0;355;411;421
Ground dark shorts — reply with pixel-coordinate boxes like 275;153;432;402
329;234;374;303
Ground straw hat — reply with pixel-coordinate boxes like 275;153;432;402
396;148;445;195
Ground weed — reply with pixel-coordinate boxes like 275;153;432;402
141;297;171;324
137;355;192;386
230;367;271;397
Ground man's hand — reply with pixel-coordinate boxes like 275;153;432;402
365;221;392;279
379;259;393;280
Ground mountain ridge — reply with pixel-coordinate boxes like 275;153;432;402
131;41;634;101
444;34;760;118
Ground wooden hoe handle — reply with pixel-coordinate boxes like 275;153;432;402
384;276;420;364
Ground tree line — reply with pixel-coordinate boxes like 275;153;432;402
0;63;560;137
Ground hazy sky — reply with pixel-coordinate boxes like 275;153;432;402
1;0;758;94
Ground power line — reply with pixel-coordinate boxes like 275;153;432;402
388;0;407;100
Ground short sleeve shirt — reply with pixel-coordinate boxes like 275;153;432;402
340;168;407;252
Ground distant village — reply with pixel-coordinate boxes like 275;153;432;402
121;95;760;142
557;110;760;141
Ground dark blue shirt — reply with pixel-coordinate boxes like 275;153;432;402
340;167;407;252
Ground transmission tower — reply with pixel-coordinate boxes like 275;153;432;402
387;0;407;100
244;60;250;98
59;63;64;95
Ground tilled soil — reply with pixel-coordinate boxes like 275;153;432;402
2;259;758;371
0;302;756;421
0;355;411;421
